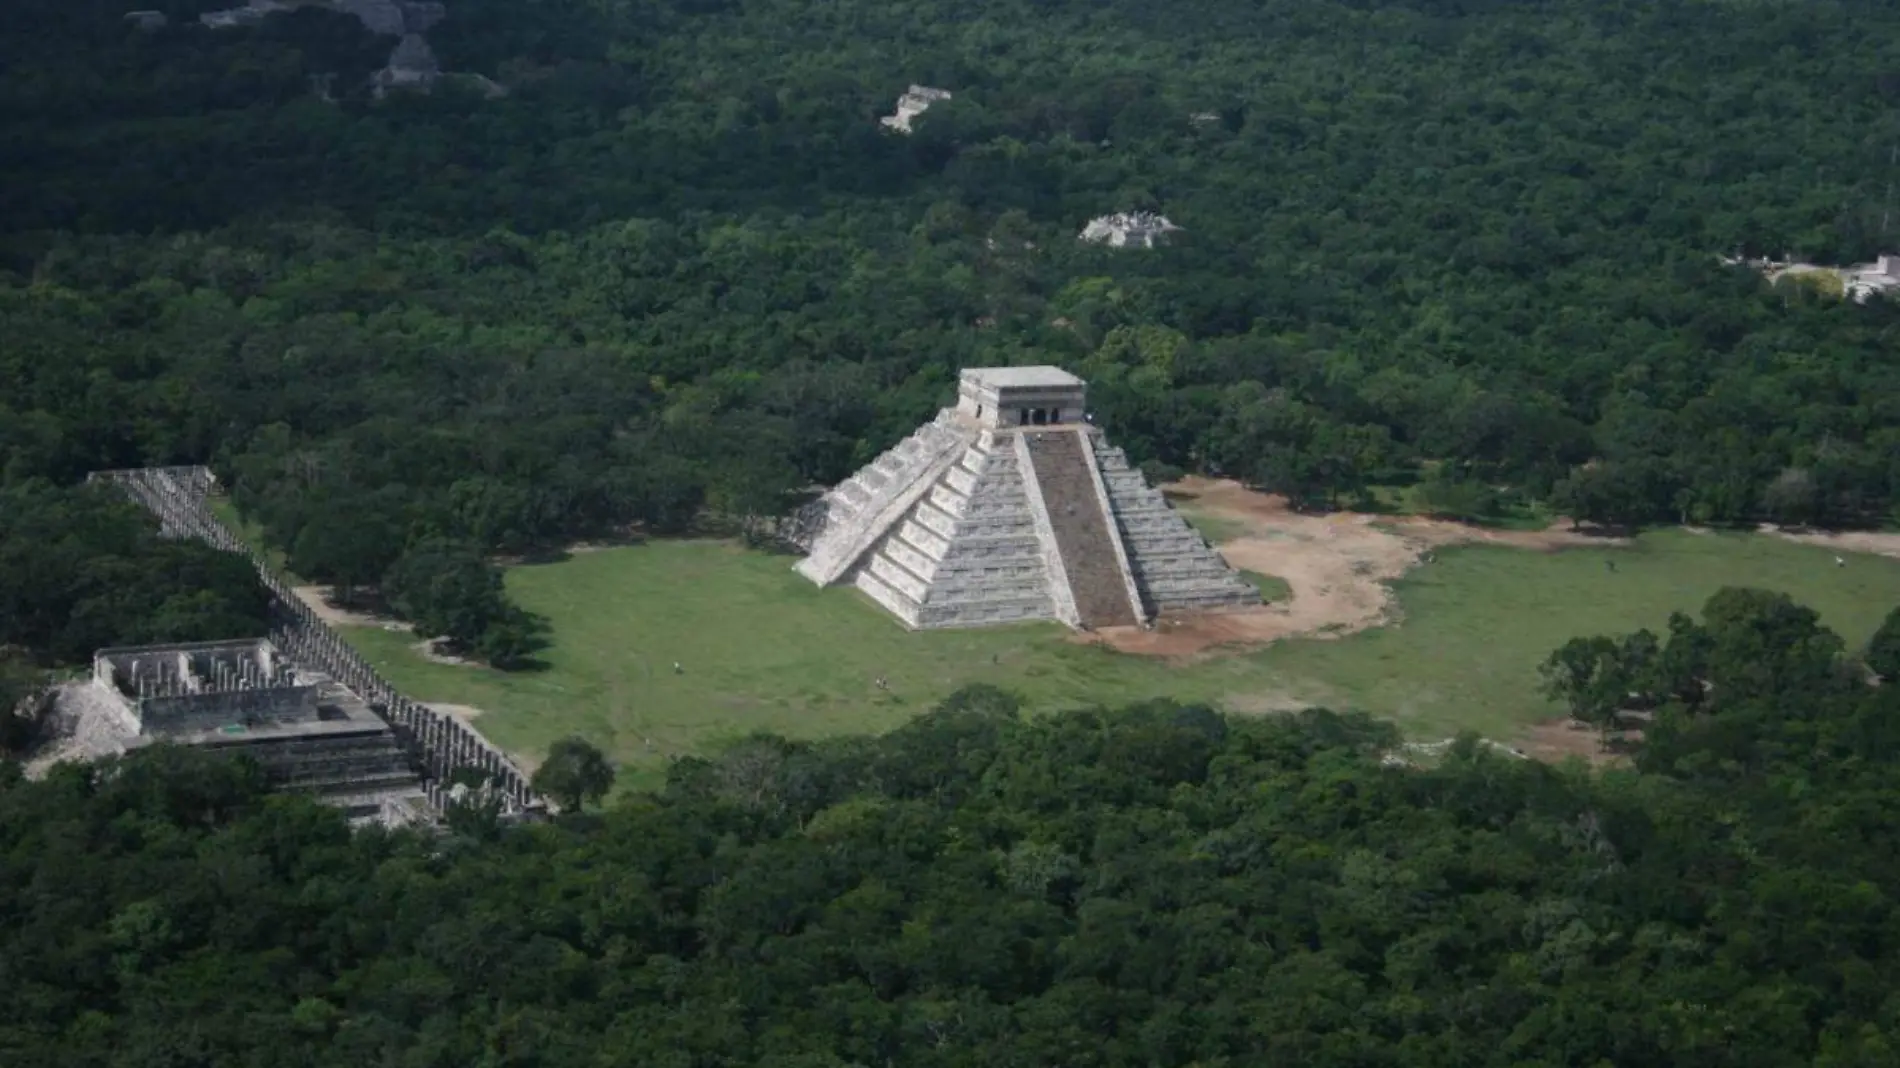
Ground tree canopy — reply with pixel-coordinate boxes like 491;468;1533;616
5;0;1900;556
8;590;1900;1064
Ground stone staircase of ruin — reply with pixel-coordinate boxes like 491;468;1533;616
795;412;972;587
1022;431;1140;629
851;433;1058;628
1091;441;1260;615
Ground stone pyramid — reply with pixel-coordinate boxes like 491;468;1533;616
792;367;1260;630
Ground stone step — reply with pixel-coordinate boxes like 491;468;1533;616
930;561;1044;582
1022;430;1138;629
896;520;949;559
1142;567;1256;588
912;501;961;541
868;555;931;601
879;539;941;584
855;569;923;626
916;597;1053;628
1149;591;1259;613
1121;527;1209;547
928;484;970;517
1135;566;1248;589
922;580;1053;606
962;518;1035;537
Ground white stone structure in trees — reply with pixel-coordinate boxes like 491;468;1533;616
200;0;470;98
880;85;952;134
1721;251;1900;304
791;367;1258;631
1079;211;1182;249
84;465;545;824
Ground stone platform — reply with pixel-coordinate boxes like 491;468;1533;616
793;367;1259;630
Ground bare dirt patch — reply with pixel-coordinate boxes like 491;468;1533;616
292;586;413;631
1510;718;1628;767
1759;523;1900;562
428;702;487;722
1084;478;1627;660
413;638;482;668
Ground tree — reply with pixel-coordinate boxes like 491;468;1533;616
287;504;405;606
472;605;550;670
0;651;50;756
1539;635;1636;741
1761;467;1820;526
382;538;507;649
1863;606;1900;682
382;538;550;669
1416;473;1500;522
1697;586;1846;701
530;736;615;812
1551;461;1667;529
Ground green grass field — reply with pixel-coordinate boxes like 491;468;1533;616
331;528;1900;789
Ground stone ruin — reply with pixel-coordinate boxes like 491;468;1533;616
85;638;429;823
792;367;1259;631
82;465;545;826
197;0;505;99
373;33;441;96
880;85;952;134
1721;251;1900;304
1079;212;1183;249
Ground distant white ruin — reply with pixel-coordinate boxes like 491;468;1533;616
201;0;474;98
1722;251;1900;304
373;33;440;95
880;85;952;134
1079;212;1182;249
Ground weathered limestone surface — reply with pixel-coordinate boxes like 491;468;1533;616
880;85;951;134
1079;211;1182;249
1020;430;1139;628
794;412;972;588
853;435;1061;628
1092;441;1259;614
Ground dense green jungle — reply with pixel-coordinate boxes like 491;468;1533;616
10;1;1900;1063
6;595;1900;1066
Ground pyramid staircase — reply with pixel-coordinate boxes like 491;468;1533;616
1091;440;1261;614
1020;430;1140;628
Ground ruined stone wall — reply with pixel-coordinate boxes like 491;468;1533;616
87;467;543;814
137;687;320;734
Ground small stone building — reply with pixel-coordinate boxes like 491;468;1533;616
91;638;425;818
880;85;952;134
1079;212;1182;249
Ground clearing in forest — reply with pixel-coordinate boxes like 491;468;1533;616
329;497;1900;788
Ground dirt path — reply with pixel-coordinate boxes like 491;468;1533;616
1511;718;1629;767
1759;523;1900;562
292;586;412;631
1086;478;1626;659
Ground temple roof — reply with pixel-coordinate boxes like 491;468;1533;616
962;366;1084;390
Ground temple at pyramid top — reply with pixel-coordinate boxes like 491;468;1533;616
791;366;1260;631
956;365;1086;428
